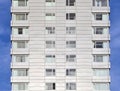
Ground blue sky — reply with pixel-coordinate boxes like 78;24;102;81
0;0;120;91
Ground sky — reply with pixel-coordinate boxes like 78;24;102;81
0;0;120;91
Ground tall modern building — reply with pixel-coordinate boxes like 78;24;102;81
11;0;110;91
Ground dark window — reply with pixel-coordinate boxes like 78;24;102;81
46;83;56;90
94;28;103;34
18;28;23;34
66;13;76;20
66;0;75;6
93;0;107;7
94;42;103;48
66;69;76;76
96;14;102;20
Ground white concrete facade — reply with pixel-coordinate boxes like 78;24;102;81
11;0;110;91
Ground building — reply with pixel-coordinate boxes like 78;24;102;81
11;0;110;91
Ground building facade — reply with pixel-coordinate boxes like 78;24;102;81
11;0;110;91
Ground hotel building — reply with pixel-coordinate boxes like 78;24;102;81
11;0;110;91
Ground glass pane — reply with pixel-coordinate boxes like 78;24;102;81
17;41;25;48
46;55;55;63
16;55;25;62
96;14;102;20
18;0;25;6
102;0;107;6
16;14;27;20
66;83;76;90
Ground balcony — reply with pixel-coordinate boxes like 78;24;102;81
11;76;29;82
92;76;110;82
11;20;29;27
92;34;110;41
92;7;110;13
11;62;29;68
92;62;110;68
11;6;29;13
92;48;110;54
11;35;29;41
92;20;110;27
11;48;29;55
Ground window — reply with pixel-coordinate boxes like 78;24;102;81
93;83;110;90
46;0;55;2
94;13;109;21
94;41;103;48
12;83;28;90
46;69;55;76
94;41;109;48
96;13;102;20
12;27;28;35
66;13;76;20
94;27;103;34
66;83;76;90
46;55;55;63
12;69;28;76
66;41;76;48
12;55;28;63
18;28;23;34
93;0;107;7
17;41;26;48
15;13;28;20
94;27;109;35
46;41;55;48
18;0;28;6
13;0;28;7
46;13;55;20
93;55;109;62
12;41;28;49
66;0;75;6
66;55;76;62
66;27;76;34
16;55;26;62
93;69;109;76
46;0;55;6
46;83;55;90
66;69;76;76
46;27;55;34
94;55;103;62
